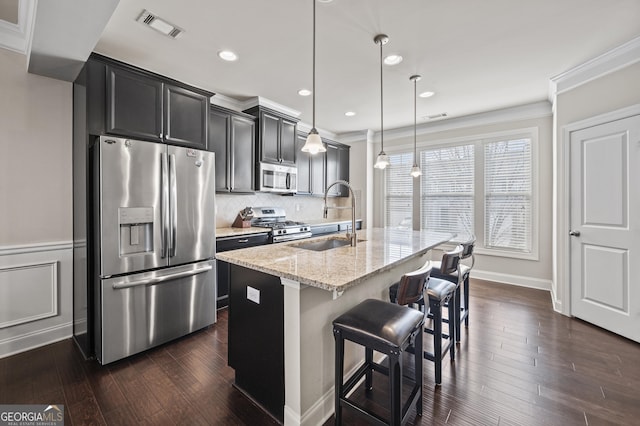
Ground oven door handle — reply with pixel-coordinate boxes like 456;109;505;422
285;173;291;190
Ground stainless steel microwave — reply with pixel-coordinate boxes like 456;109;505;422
259;162;297;193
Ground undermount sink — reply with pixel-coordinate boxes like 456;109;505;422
292;238;364;252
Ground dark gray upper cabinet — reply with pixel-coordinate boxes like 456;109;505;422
164;85;209;148
295;132;311;194
99;55;211;149
245;106;298;167
296;131;327;196
325;140;350;197
209;105;255;193
106;65;163;142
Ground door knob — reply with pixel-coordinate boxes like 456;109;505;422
569;230;581;237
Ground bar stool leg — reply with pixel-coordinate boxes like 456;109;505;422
365;347;373;391
388;351;401;426
464;276;470;327
414;329;423;416
454;287;462;343
448;299;456;361
333;329;344;425
429;298;443;385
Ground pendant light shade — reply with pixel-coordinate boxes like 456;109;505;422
301;0;326;155
373;34;389;170
409;74;422;177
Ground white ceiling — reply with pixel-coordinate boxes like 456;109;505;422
7;0;640;136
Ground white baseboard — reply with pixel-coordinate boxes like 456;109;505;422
0;241;73;359
551;285;563;314
471;269;552;291
0;321;72;358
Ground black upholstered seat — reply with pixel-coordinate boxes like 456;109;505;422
333;299;425;425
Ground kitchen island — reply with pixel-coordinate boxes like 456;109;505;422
216;228;452;426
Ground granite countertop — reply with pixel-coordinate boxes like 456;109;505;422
216;227;270;238
215;228;452;292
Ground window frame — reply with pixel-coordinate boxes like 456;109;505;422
384;127;539;261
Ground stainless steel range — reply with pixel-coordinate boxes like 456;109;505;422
251;207;312;243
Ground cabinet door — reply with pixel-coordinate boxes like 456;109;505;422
296;133;311;194
209;108;231;192
337;145;350;196
106;65;163;141
260;112;280;164
280;118;297;166
230;115;255;192
164;84;208;149
325;144;340;196
310;144;326;195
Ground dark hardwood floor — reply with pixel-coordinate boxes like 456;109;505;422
1;280;638;425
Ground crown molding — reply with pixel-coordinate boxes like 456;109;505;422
239;96;301;118
0;0;35;54
209;93;246;112
337;129;374;144
549;36;640;99
362;101;551;143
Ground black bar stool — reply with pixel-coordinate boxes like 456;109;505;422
333;298;425;425
389;247;462;385
431;236;475;342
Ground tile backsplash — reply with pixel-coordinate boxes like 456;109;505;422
215;192;358;228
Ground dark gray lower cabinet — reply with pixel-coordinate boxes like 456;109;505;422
228;264;284;422
209;105;255;193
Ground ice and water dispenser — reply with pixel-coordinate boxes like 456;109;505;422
118;207;154;255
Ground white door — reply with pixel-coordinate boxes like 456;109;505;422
570;115;640;343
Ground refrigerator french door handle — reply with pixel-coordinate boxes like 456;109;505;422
169;153;177;258
111;264;213;289
161;153;169;258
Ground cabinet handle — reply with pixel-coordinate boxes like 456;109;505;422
159;133;163;138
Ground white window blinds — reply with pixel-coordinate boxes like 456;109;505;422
385;153;413;228
484;138;532;252
420;145;474;236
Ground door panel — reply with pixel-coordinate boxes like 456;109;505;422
570;114;640;343
99;136;166;276
168;145;216;265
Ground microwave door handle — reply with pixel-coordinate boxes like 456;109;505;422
169;153;177;258
161;153;169;258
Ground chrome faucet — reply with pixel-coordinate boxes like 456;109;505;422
324;180;357;247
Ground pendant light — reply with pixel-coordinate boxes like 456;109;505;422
409;75;422;178
373;34;389;169
301;0;326;155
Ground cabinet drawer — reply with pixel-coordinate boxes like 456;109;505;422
216;232;270;252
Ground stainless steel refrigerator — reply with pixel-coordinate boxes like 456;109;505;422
88;135;216;364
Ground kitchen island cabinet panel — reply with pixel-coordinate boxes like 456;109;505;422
228;264;284;422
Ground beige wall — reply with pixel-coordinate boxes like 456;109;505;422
368;112;554;285
0;48;72;246
553;61;640;313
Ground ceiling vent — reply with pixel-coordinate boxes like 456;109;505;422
136;10;183;39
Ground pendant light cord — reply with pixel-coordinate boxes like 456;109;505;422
413;77;417;163
379;37;384;152
312;0;316;129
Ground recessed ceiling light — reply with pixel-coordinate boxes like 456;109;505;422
218;50;238;61
345;111;356;117
419;91;435;98
383;54;403;66
317;0;334;3
298;89;312;96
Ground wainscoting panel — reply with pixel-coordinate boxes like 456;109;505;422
0;260;58;328
0;242;72;358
